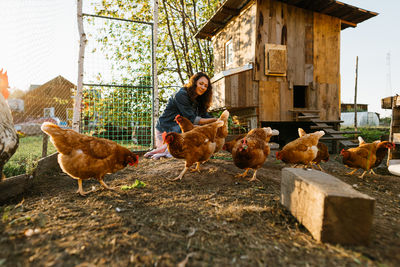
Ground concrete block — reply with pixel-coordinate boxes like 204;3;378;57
281;168;375;245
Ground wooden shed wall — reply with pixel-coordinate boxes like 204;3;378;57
213;2;257;74
211;0;341;122
256;0;314;121
255;0;341;121
211;69;258;110
313;12;341;121
254;0;313;85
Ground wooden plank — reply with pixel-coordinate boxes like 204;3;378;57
313;12;340;85
254;0;271;81
320;136;351;141
211;78;226;109
259;80;280;121
340;140;358;148
238;4;256;67
238;71;246;107
281;168;375;245
279;82;292;120
230;74;239;107
0;174;31;203
310;125;333;129
317;83;339;121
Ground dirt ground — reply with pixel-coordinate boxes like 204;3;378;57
0;150;399;267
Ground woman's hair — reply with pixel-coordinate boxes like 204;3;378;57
184;72;212;113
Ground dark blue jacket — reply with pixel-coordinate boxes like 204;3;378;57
156;87;212;133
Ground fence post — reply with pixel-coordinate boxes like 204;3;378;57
152;0;159;149
73;0;87;133
42;132;48;158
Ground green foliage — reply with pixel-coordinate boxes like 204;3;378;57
379;117;391;126
121;179;146;190
342;127;390;143
210;110;249;135
3;136;57;177
89;0;220;103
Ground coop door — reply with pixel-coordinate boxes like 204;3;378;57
265;44;287;76
293;86;307;108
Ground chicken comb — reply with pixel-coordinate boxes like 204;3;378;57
0;69;10;100
174;114;181;122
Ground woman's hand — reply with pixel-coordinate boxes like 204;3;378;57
199;118;217;125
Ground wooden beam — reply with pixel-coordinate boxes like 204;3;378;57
209;20;226;28
281;168;375;245
221;6;240;16
341;19;357;28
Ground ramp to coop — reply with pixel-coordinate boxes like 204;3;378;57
261;120;358;153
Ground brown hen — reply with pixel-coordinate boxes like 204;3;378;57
41;122;139;196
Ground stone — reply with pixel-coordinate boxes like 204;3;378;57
281;168;375;245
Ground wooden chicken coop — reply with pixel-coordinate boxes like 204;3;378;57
195;0;377;150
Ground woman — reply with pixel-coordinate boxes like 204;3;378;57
144;72;217;159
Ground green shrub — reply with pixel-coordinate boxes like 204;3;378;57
342;127;390;143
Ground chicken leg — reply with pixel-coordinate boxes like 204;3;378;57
169;166;189;181
247;170;260;182
235;168;249;178
358;171;368;179
76;179;93;196
99;179;113;190
190;162;201;173
346;168;358;175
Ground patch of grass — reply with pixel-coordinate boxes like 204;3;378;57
3;135;57;177
342;127;390;143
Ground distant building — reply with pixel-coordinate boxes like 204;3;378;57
14;75;76;124
341;103;368;113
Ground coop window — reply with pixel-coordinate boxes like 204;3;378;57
265;44;287;76
225;39;234;67
44;107;55;118
293;86;307;108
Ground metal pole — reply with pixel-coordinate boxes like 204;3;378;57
354;56;358;133
152;0;159;148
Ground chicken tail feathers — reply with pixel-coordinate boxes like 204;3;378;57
41;122;63;136
219;110;229;121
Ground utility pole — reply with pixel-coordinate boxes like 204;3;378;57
354;56;358;133
386;52;392;97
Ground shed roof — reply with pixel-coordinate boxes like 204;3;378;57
195;0;378;40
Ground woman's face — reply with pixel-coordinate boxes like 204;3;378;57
195;76;209;96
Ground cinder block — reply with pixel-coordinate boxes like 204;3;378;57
281;168;375;245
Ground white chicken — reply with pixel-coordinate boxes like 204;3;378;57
0;69;19;181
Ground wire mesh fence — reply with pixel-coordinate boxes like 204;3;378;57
80;12;154;151
3;1;154;177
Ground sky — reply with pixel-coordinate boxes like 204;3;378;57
0;0;399;118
